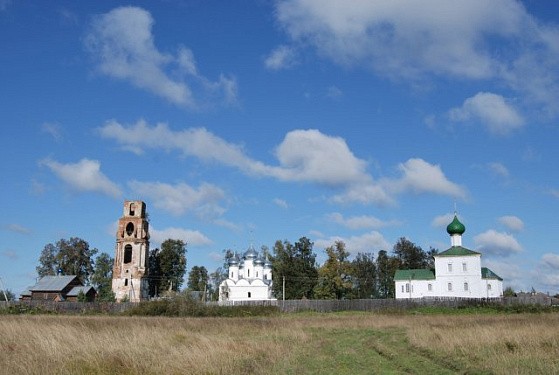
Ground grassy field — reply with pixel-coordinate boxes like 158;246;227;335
1;311;558;374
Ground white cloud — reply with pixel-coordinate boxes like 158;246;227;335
100;120;463;206
150;226;212;248
474;229;522;256
275;0;559;115
384;158;466;198
315;231;391;255
551;189;559;199
273;129;370;186
448;92;524;134
41;158;122;197
327;212;399;230
128;180;226;219
265;45;298;70
487;162;510;178
85;6;237;108
498;215;524;232
273;198;289;209
99;119;273;175
329;183;393;206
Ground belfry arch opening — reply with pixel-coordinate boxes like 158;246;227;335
124;245;132;264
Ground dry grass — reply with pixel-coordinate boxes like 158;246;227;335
1;312;558;374
406;313;559;374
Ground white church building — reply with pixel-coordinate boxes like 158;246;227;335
219;245;275;302
395;215;503;299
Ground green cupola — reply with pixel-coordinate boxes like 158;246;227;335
447;215;465;236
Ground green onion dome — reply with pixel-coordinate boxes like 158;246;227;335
447;215;465;235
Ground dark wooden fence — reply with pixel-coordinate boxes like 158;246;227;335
1;296;557;314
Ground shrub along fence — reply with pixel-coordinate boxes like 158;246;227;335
1;295;557;315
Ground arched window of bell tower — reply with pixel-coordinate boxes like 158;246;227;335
129;203;135;216
126;222;134;237
124;245;132;264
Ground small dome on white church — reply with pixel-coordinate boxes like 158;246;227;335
243;245;258;259
447;215;466;236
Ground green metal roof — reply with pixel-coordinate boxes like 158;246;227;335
482;267;503;281
446;215;466;235
394;269;435;281
437;246;480;257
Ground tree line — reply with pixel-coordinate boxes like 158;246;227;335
32;235;439;301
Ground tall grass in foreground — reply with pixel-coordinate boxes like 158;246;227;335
1;313;558;374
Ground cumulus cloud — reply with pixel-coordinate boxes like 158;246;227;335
150;226;212;248
128;180;226;219
85;6;237;108
273;129;370;186
100;120;464;206
315;231;391;255
41;158;122;197
327;212;399;230
264;45;298;70
329;183;393;206
474;229;522;256
99;119;272;175
449;92;524;134
275;0;559;115
498;215;524;232
383;158;467;198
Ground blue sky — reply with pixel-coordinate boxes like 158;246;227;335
2;0;559;296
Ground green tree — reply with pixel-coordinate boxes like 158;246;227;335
148;248;161;297
36;238;98;284
0;289;15;301
91;252;115;302
503;286;516;297
271;237;318;299
376;250;398;298
393;237;429;269
152;239;187;292
313;241;353;300
187;266;209;291
351;252;377;299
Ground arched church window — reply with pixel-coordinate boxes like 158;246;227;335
129;203;135;216
124;245;132;264
248;292;251;298
124;279;128;286
126;222;134;237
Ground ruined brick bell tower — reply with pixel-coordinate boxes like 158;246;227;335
112;200;150;302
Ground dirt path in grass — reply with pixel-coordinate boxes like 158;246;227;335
272;327;490;375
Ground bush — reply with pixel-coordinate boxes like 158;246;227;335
124;294;279;317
